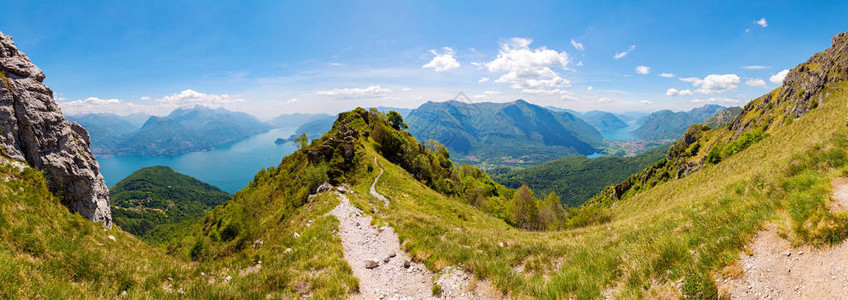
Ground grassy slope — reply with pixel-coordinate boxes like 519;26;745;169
352;82;848;298
0;160;355;298
0;163;191;298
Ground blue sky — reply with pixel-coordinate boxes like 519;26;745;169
1;0;847;118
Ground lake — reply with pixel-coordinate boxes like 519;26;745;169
97;128;298;194
599;122;639;141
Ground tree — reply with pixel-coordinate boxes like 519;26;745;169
387;110;408;130
538;192;564;229
294;133;309;150
511;185;538;230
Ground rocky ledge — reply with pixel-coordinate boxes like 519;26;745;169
0;32;112;227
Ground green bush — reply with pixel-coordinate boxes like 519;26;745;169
682;270;718;299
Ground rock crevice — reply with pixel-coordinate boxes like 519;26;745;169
0;32;112;227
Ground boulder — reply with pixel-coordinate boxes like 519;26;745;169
0;32;111;227
365;260;379;269
316;182;333;194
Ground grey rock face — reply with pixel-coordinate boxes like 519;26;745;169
0;32;112;227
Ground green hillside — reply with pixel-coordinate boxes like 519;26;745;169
406;99;604;166
110;166;232;237
489;144;670;207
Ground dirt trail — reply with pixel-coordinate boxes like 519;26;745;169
830;177;848;212
370;157;389;207
718;178;848;299
326;158;499;299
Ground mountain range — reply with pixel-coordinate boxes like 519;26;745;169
546;107;630;131
70;106;272;156
406;99;604;165
631;104;728;140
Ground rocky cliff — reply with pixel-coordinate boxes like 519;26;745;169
0;32;111;227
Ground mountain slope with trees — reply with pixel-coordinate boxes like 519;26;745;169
489;143;670;207
110;166;232;237
406;99;604;166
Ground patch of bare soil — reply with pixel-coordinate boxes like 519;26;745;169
830;177;848;212
717;224;848;299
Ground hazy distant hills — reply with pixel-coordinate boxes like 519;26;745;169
66;113;148;154
70;106;272;156
269;113;333;129
406;100;604;165
547;107;630;131
632;104;727;140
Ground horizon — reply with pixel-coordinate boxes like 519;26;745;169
1;1;846;118
62;98;733;121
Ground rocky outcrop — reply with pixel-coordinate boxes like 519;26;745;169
729;30;848;133
0;32;112;227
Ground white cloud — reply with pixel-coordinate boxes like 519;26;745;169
473;90;503;99
422;47;460;72
614;45;636;59
576;61;583;67
571;39;584;51
678;74;740;94
597;97;612;103
157;89;244;107
401;87;412;91
659;73;675;78
691;97;740;104
769;69;790;85
635;65;651;75
745;79;767;87
640;100;653;105
587;86;593;91
285;98;299;104
741;65;770;70
61;90;248;116
484;37;570;96
60;97;145;116
316;85;391;98
756;18;768;28
478;77;490;83
666;88;694;96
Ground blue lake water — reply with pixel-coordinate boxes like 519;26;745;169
97;128;297;194
599;123;638;141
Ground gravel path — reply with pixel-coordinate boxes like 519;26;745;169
326;157;500;299
718;178;848;299
370;157;389;207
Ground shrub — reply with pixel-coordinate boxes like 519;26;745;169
707;145;723;164
682;270;718;299
220;222;239;242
